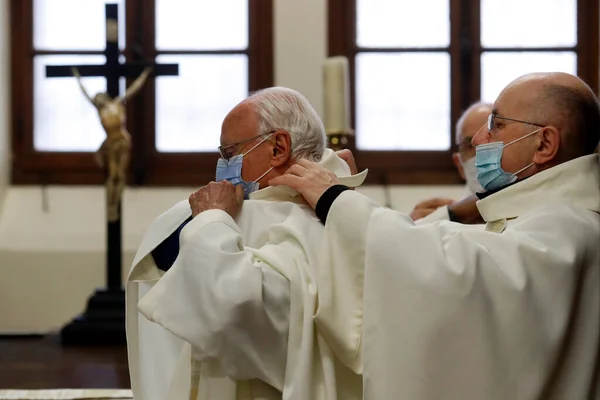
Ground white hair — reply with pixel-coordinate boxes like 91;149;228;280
248;87;326;161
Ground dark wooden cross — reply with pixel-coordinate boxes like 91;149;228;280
45;3;179;345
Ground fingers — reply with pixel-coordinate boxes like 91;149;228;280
188;190;198;204
269;174;304;190
188;180;242;218
235;184;244;205
291;158;335;178
336;149;358;175
286;158;332;177
286;164;308;177
207;180;232;189
410;208;436;220
221;180;234;189
432;198;455;207
410;197;455;220
336;149;353;161
417;197;455;209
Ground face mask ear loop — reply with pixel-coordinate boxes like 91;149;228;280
243;132;274;156
503;127;541;178
512;162;534;177
504;127;542;148
254;166;274;183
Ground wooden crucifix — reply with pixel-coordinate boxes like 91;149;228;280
45;3;179;345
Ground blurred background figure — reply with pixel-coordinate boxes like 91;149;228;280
410;102;491;223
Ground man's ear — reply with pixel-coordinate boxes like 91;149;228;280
452;152;465;180
532;126;560;164
270;130;292;167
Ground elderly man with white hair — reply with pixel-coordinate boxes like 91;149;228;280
126;87;366;400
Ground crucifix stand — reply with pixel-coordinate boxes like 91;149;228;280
45;3;179;345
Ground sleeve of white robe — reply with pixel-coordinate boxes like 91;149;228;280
137;209;290;392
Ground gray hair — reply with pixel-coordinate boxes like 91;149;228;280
248;87;326;161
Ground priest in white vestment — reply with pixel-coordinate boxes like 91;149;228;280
411;101;492;224
126;87;366;400
268;72;600;399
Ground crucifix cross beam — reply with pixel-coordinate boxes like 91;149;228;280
45;3;179;98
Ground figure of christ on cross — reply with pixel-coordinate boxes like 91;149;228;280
44;3;178;345
72;66;151;222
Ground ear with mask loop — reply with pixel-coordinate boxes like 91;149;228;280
242;132;274;157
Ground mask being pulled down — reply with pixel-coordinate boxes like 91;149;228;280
475;128;541;191
215;134;274;199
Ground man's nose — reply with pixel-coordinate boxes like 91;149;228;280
471;122;489;146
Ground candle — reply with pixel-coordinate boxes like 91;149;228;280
323;56;351;134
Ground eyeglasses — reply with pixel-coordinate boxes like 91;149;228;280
487;114;545;132
218;131;276;160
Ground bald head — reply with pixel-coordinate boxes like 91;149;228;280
499;72;600;161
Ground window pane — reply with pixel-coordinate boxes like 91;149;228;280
356;0;449;48
356;53;450;150
34;55;109;152
156;0;248;50
34;0;125;50
481;0;576;48
481;52;577;103
155;55;248;152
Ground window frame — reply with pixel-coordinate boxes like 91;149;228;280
10;0;274;186
328;0;599;185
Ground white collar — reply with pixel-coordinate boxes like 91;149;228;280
477;154;600;221
249;148;369;203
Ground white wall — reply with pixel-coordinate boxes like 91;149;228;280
274;0;327;114
0;0;465;333
0;0;9;210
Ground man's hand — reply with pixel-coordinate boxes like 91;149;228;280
189;181;244;218
409;197;455;221
447;194;483;224
336;149;358;175
269;159;341;209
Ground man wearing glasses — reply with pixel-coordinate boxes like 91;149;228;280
260;72;600;399
126;87;366;400
410;101;492;223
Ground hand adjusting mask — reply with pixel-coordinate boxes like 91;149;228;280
216;133;274;199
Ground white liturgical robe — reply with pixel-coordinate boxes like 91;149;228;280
126;149;366;400
315;154;600;399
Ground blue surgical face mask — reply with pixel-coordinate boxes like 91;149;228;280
216;134;274;199
475;128;541;191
